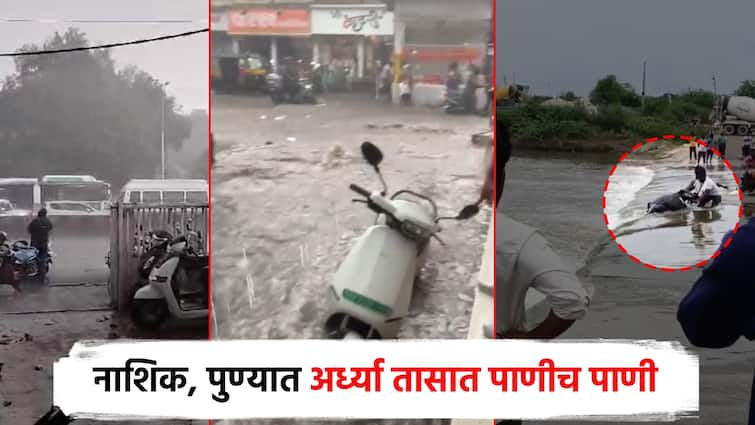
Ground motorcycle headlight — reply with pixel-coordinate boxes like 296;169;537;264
401;221;432;240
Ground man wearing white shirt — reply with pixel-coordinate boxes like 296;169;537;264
684;166;723;208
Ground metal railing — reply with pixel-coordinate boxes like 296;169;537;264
107;202;208;311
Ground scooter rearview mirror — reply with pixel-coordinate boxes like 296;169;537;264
456;204;480;220
361;142;384;167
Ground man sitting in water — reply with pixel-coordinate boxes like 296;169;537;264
683;166;724;208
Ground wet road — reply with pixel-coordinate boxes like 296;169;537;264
211;93;490;425
0;224;204;424
504;139;754;425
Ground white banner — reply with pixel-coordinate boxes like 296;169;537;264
311;5;394;36
53;339;699;421
211;11;228;32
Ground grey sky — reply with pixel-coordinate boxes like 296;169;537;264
0;0;208;111
497;0;754;97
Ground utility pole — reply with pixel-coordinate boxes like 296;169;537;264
641;61;647;108
161;82;170;179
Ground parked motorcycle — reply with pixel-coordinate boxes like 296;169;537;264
324;142;480;340
266;73;317;105
443;87;467;114
0;241;20;291
130;234;208;329
10;240;52;280
34;406;72;425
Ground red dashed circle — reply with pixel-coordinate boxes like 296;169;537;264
602;135;744;272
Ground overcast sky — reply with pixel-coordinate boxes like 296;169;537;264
0;0;208;111
497;0;755;97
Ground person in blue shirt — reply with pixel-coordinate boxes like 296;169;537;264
677;218;755;425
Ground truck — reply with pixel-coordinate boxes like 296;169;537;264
713;95;755;136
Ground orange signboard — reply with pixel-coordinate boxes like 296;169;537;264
397;47;483;62
227;9;311;35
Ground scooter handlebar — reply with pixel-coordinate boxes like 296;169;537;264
349;184;371;198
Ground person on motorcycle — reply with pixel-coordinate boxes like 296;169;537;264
446;62;462;92
677;219;755;425
682;166;724;208
462;65;481;113
279;56;300;100
28;208;53;282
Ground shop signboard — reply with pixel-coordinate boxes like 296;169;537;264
311;5;394;36
228;9;311;35
211;11;228;32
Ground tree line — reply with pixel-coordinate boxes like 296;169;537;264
0;28;206;189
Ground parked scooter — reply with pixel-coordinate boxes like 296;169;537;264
324;142;480;339
130;234;208;329
129;229;174;300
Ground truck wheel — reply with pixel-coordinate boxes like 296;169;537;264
738;126;749;136
131;299;168;330
723;124;737;136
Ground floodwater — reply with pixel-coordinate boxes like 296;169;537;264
605;149;740;268
211;94;492;344
504;140;754;425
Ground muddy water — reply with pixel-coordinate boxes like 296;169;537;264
606;152;740;268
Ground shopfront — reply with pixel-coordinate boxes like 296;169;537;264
226;8;312;72
211;11;234;56
393;0;491;105
310;4;394;87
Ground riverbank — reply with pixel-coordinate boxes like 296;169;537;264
513;136;683;158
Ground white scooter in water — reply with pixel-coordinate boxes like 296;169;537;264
130;235;208;330
324;142;480;340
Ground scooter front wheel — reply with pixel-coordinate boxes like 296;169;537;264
131;299;168;330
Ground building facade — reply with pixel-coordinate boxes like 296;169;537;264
211;0;491;101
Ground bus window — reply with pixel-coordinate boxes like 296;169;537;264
163;191;185;203
142;191;161;203
186;191;208;203
128;192;140;203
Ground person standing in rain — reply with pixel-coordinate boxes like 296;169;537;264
28;208;53;282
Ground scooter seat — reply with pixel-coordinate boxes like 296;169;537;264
180;255;208;270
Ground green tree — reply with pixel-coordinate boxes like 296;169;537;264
0;28;191;188
735;80;755;98
560;91;577;102
590;75;641;107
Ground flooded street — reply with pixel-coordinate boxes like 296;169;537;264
504;139;754;425
211;93;491;344
606;147;740;268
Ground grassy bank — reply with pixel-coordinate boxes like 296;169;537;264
498;89;713;153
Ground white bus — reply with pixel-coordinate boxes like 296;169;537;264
40;175;112;216
118;179;208;205
0;178;41;216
